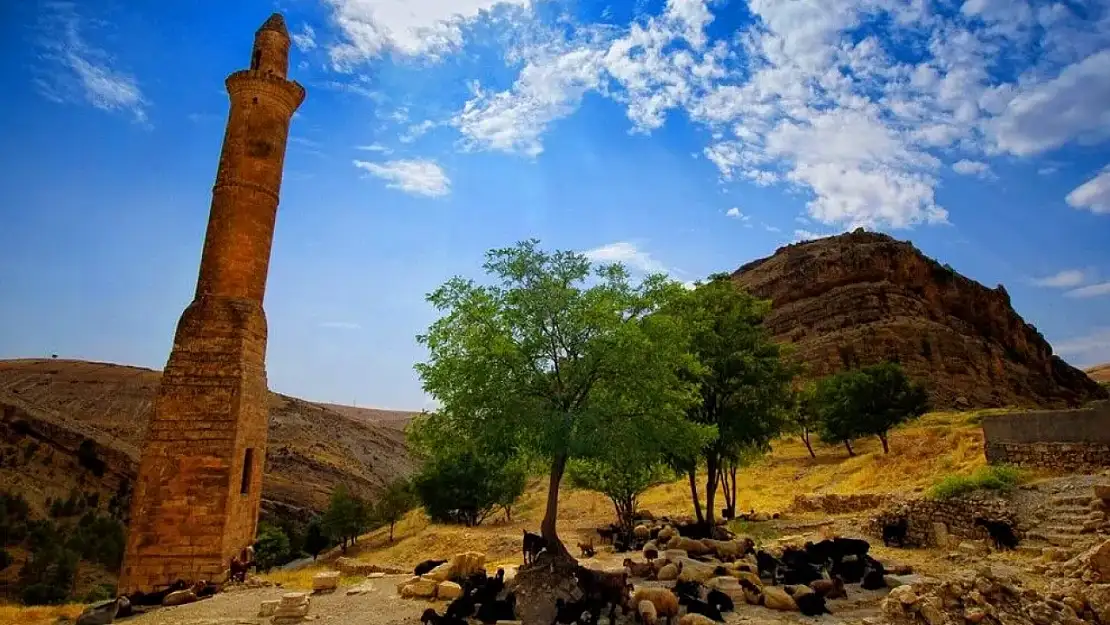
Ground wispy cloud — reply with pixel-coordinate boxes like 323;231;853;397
583;241;668;274
34;2;148;123
1031;269;1087;289
356;143;393;154
762;223;781;233
725;207;750;221
400;120;436;144
293;24;317;52
1053;328;1110;365
320;321;362;330
353;158;451;197
1065;282;1110;299
1066;166;1110;215
952;160;994;179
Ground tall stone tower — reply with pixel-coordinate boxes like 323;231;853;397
118;14;304;594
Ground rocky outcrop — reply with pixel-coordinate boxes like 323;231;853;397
731;230;1107;409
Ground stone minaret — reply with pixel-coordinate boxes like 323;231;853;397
118;14;304;594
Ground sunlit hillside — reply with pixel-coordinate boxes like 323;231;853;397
264;409;1001;589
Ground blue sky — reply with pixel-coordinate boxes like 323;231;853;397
1;0;1109;410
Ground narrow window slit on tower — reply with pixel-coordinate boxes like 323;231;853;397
251;50;261;70
240;448;254;495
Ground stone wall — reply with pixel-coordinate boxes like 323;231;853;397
869;493;1017;548
982;401;1110;472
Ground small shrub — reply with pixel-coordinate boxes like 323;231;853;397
82;584;115;603
928;465;1026;500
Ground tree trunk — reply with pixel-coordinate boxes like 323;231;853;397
389;521;395;542
541;452;570;558
802;428;816;458
704;453;719;526
879;432;890;454
729;464;737;516
687;469;704;524
718;468;733;517
844;439;855;457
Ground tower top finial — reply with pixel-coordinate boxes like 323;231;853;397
257;13;289;37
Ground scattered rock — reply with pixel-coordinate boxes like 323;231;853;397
437;581;463;600
345;584;375;596
334;557;406;576
312;571;340;593
258;600;280;617
163;589;198;607
890;585;919;606
273;592;310;623
76;599;119;625
885;574;923;588
958;541;990;557
401;577;438;599
1094;485;1110;501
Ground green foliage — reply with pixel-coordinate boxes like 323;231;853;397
302;518;330;560
928;465;1026;500
668;274;795;523
66;513;125;571
786;384;821;458
19;544;78;605
374;479;418;541
1;492;30;547
814;362;930;454
412;448;526;527
82;584;116;603
414;240;705;548
253;522;291;572
322;485;370;551
567;453;672;531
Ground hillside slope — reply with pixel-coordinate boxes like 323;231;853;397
731;230;1107;409
0;359;417;521
1087;363;1110;383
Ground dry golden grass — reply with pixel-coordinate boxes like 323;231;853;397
260;566;367;590
0;602;86;625
281;410;994;574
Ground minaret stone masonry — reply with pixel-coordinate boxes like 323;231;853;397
118;13;304;595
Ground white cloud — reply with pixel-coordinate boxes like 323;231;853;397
725;207;750;220
353;158;451;197
1065;282;1110;299
763;223;781;233
1052;328;1110;364
1066;166;1110;215
356;143;392;153
583;242;668;274
325;0;531;67
793;229;839;243
1031;269;1086;288
400;120;436;144
992;50;1110;157
34;3;147;123
293;25;318;52
952;159;993;178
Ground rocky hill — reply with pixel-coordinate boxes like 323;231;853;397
0;359;416;523
1087;364;1110;384
730;230;1107;409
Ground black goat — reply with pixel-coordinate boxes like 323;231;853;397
523;530;548;565
673;580;701;601
706;588;734;613
795;592;832;616
415;559;448;576
445;594;478;620
861;556;887;590
831;537;870;560
974;517;1019;550
421;607;468;625
475;593;516;625
755;550;783;582
574;565;629;625
882;518;909;548
552;597;599;625
678;595;724;622
473;568;505;604
831;555;865;585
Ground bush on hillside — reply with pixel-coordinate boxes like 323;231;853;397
413;449;526;527
322;485;370;551
374;478;417;541
253;522;291;572
302;518;330;560
814;362;929;455
927;465;1026;500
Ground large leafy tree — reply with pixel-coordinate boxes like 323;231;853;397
671;274;795;526
813;362;929;455
322;484;369;551
787;383;821;459
415;240;706;556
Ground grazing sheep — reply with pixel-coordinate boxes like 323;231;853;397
635;524;651;540
421;608;468;625
809;577;847;599
638;599;659;625
624;558;655;579
678;614;717;625
415;559;448;576
761;586;798;612
737;578;762;605
882;518;909;548
974;517;1019;550
523;530;548;565
658;525;677;543
657;563;680;581
628;587;680;624
667;536;711;556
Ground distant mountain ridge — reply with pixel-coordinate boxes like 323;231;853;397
1087;363;1110;384
731;230;1107;409
0;359;416;521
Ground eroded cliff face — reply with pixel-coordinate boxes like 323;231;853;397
731;230;1107;409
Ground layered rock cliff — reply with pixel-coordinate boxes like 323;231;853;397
730;230;1107;409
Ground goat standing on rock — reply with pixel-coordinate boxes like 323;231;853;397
523;530;548;565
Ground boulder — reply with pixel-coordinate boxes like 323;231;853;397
402;578;438;599
163;589;197;607
75;599;119;625
396;575;422;593
259;600;280;617
889;585;919;606
958;541;990;557
312;571;340;592
885;574;924;588
273;593;310;622
1088;585;1110;625
438;581;464;600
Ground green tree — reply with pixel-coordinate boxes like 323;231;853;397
814;369;867;456
786;383;821;459
853;362;930;453
412;446;525;527
322;485;369;552
302;518;330;561
253;522;291;571
567;446;672;533
671;275;795;526
375;479;417;542
415;240;705;556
